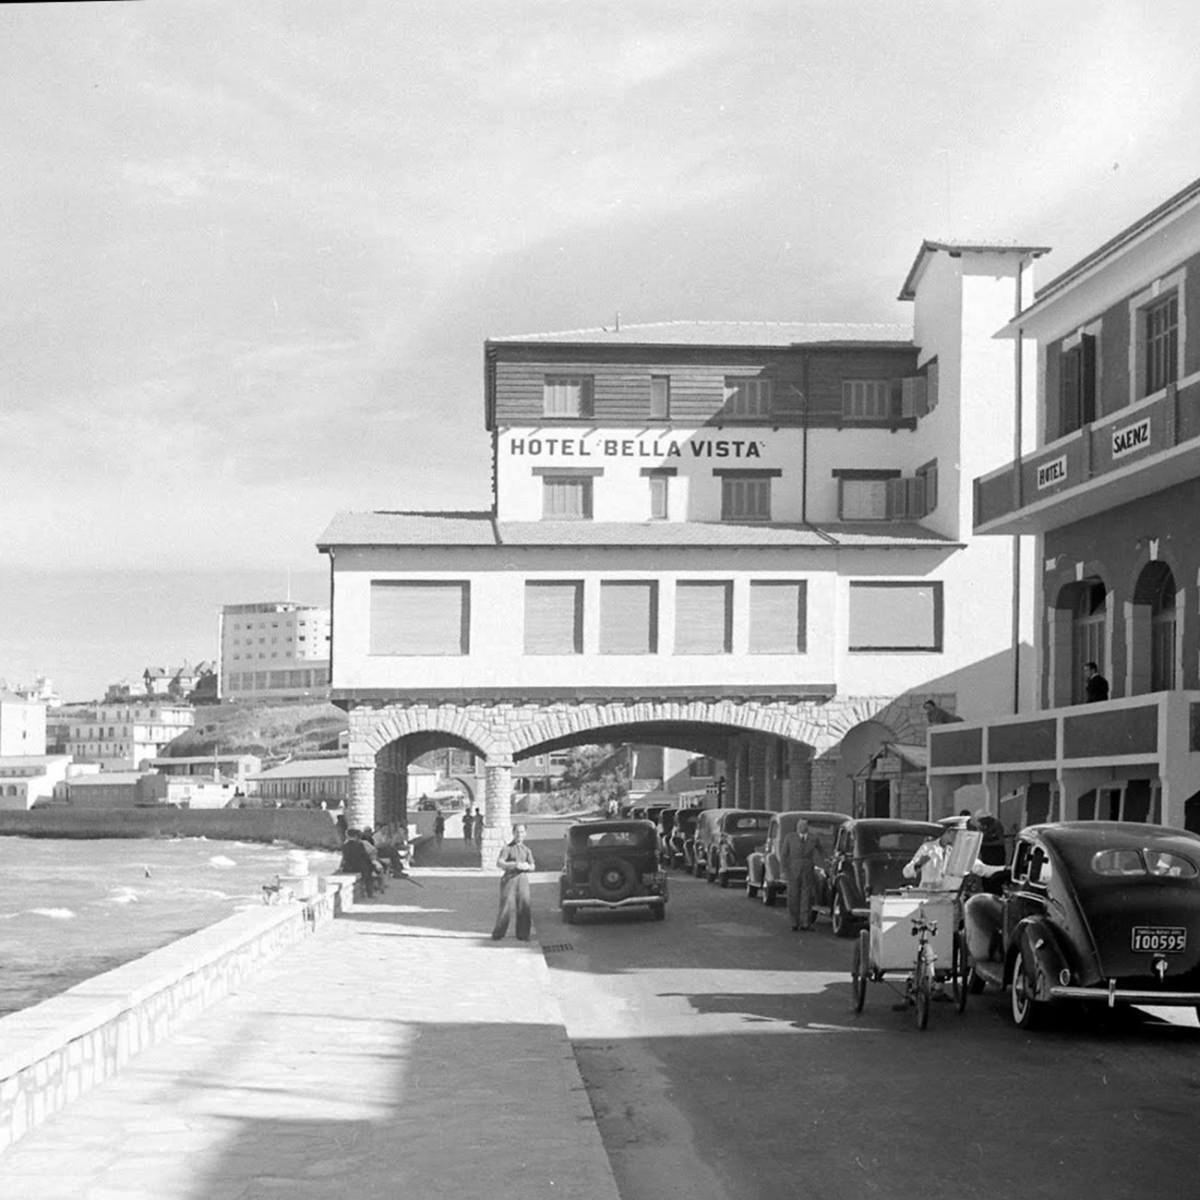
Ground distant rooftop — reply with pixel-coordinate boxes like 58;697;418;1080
317;511;957;550
487;320;913;348
897;240;1051;302
222;602;327;615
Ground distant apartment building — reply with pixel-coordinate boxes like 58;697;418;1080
0;691;47;757
145;753;262;789
250;757;349;807
0;755;78;811
65;702;194;770
218;602;331;701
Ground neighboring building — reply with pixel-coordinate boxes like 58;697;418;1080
64;771;164;809
218;602;331;701
0;755;75;810
105;663;216;704
144;753;262;789
929;176;1200;831
0;691;46;757
319;241;1048;855
0;676;61;707
65;702;194;770
250;757;349;807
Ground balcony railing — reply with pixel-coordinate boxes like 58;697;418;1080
973;377;1200;534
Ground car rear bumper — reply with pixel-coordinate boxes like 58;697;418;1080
1050;984;1200;1007
562;896;665;911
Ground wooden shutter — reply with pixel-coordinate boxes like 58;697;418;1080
599;582;657;654
1079;333;1097;425
901;376;927;418
370;582;469;655
674;582;731;654
524;582;582;655
848;583;941;650
749;582;807;653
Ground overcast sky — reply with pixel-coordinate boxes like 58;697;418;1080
3;0;1199;695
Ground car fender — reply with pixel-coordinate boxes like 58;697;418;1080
1012;917;1069;1001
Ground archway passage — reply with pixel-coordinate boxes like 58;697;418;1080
1133;561;1177;692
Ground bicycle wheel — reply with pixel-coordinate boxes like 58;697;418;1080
914;954;932;1031
851;929;869;1013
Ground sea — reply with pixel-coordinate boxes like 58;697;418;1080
0;837;341;1017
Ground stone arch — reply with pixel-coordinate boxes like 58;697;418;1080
354;706;499;765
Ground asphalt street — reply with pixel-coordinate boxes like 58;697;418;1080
523;823;1200;1200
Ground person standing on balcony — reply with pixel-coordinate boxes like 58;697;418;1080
1084;661;1110;703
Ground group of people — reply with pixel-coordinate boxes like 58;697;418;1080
336;824;411;897
461;805;485;845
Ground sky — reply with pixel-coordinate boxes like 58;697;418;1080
3;0;1199;700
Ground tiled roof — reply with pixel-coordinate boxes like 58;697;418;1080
487;321;913;347
317;512;956;549
251;758;349;781
69;772;147;786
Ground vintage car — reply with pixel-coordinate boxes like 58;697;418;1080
964;820;1200;1030
826;818;942;937
558;819;668;922
667;807;704;868
693;808;773;886
746;810;850;905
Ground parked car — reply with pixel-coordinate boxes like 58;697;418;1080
558;819;668;922
667;807;704;868
964;820;1200;1030
695;808;773;886
746;810;850;905
826;818;942;937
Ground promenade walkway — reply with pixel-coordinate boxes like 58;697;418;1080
0;861;618;1200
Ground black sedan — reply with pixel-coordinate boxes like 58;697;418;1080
964;820;1200;1030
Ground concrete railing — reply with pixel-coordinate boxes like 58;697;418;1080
0;874;360;1154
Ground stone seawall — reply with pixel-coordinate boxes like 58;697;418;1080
0;807;342;849
0;875;359;1154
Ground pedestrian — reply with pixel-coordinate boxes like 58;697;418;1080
492;823;535;941
922;698;963;725
780;818;825;931
473;805;483;846
434;809;445;847
1084;660;1109;703
462;806;473;844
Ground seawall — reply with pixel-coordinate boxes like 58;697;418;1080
0;807;341;849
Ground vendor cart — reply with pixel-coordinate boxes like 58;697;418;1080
850;889;969;1029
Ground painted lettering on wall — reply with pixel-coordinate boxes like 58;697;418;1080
1036;456;1067;490
1111;416;1151;460
507;436;763;459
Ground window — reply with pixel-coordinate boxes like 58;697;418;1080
1059;333;1097;436
674;582;732;654
749;581;807;653
1150;569;1177;692
1070;579;1107;702
524;582;583;655
839;478;889;520
542;476;593;519
915;460;938;515
369;581;470;656
723;377;772;418
650;375;670;419
848;582;943;651
1144;294;1178;395
648;474;669;520
720;473;772;521
842;379;891;420
543;375;594;417
599;581;658;654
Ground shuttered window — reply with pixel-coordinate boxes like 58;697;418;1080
840;479;889;520
674;582;732;654
848;582;942;651
723;377;772;417
721;475;771;520
650;375;671;419
542;477;593;519
842;379;892;419
524;582;582;655
649;475;668;519
749;582;807;654
370;582;470;656
599;582;658;654
543;376;594;417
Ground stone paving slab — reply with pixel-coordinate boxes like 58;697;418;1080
0;873;619;1200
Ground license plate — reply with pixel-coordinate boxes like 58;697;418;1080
1131;926;1187;953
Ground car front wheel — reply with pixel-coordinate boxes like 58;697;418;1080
1010;956;1044;1030
831;889;854;938
761;881;776;907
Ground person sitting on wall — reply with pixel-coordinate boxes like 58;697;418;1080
338;829;386;897
922;699;964;725
375;826;409;878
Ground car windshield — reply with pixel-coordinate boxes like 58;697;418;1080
729;815;769;832
1091;847;1198;879
862;831;933;855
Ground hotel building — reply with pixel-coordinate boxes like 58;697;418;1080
218;602;331;701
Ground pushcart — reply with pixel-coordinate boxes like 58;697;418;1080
850;888;970;1030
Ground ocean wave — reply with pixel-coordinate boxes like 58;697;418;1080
106;888;140;905
28;908;76;920
208;855;237;868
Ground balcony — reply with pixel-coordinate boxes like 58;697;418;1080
927;691;1200;828
973;377;1200;534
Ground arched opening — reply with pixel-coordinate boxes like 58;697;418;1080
1056;578;1107;703
1133;561;1177;692
835;720;899;817
1185;790;1200;835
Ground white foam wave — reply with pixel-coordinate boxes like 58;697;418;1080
107;888;140;905
28;908;76;920
208;855;237;868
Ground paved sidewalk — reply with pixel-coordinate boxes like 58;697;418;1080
0;871;619;1200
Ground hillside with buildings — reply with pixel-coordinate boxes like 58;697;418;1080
159;701;347;761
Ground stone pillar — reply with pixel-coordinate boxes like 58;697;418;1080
482;760;514;867
347;766;376;831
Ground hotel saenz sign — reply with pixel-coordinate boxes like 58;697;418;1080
1111;416;1151;460
1036;455;1067;490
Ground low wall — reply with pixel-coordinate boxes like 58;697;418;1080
0;875;357;1154
0;807;342;849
